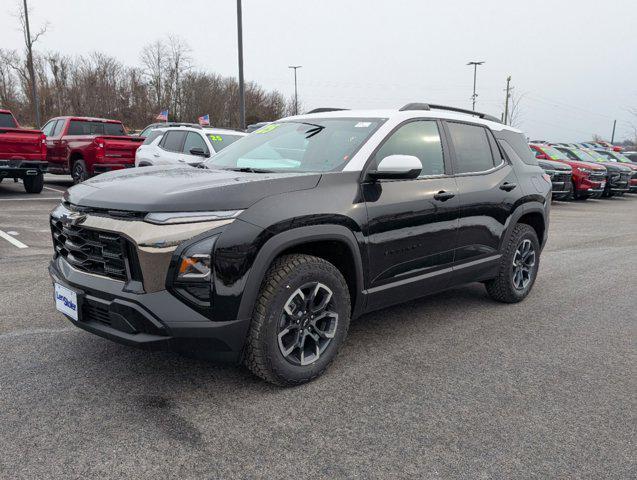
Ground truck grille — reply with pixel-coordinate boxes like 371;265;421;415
552;172;571;190
50;220;128;281
589;172;606;182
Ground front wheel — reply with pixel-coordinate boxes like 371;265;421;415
23;173;44;193
485;223;540;303
244;254;351;386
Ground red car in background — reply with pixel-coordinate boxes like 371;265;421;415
529;143;607;199
0;109;48;193
42;116;143;183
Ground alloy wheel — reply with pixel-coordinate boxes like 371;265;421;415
277;282;338;366
512;239;535;290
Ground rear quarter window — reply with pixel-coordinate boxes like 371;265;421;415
494;131;538;166
0;112;17;128
142;130;164;145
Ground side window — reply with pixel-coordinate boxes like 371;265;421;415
373;120;445;177
142;130;163;146
160;131;187;152
486;130;504;165
183;132;209;155
41;120;58;136
52;120;65;136
446;122;496;174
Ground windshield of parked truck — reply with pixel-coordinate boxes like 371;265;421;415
0;112;17;128
540;146;569;161
206;133;244;151
204;118;384;172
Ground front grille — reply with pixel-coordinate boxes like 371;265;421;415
552;172;571;190
50;220;128;281
589;172;606;182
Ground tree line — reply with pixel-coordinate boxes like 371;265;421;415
0;35;292;130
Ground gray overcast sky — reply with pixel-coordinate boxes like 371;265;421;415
1;0;636;141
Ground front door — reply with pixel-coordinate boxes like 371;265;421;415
362;119;459;310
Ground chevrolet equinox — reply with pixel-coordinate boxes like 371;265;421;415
49;103;551;386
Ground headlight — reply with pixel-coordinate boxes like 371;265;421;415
144;210;242;225
577;167;593;174
172;235;218;308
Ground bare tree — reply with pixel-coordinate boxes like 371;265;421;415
166;35;192;121
508;89;526;128
16;0;48;126
140;40;168;111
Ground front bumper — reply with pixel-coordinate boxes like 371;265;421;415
49;255;250;363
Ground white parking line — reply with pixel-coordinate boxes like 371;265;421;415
43;185;66;193
0;229;28;249
0;196;61;201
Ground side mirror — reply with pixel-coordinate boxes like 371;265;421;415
190;147;209;157
368;155;422;180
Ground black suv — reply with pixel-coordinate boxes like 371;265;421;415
49;104;551;386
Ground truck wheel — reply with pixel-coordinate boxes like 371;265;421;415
485;224;540;304
23;173;44;193
244;254;351;386
572;182;587;200
71;159;89;184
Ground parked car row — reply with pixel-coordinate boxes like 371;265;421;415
529;141;637;199
0;110;248;193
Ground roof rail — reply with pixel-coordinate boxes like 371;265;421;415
305;107;349;114
399;102;501;124
398;103;431;111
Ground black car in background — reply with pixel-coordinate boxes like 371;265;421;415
537;158;572;200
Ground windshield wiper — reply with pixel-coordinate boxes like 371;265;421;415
301;122;325;139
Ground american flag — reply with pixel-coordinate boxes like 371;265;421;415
156;109;169;121
198;114;210;126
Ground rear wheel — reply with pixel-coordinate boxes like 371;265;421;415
244;254;351;386
485;224;540;303
23;173;44;193
572;182;587;200
71;159;89;184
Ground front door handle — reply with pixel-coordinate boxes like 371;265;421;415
500;182;517;192
433;190;455;201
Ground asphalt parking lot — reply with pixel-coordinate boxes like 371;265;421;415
0;176;635;479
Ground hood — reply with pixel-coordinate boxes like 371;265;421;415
537;159;571;171
594;160;631;172
64;165;321;212
558;159;606;171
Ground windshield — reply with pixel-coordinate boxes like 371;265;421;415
541;146;569;160
0;112;17;128
567;148;598;162
206;133;244;151
204;118;384;172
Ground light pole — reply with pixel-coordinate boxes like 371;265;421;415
467;61;485;111
236;0;245;130
288;65;302;115
23;0;40;127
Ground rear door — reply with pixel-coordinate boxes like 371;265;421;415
363;119;459;310
157;131;187;164
443;120;519;283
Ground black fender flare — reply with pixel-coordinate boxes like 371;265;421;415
500;201;548;251
237;224;366;321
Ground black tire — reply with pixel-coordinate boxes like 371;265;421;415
572;182;587;200
485;223;540;304
23;173;44;193
71;159;89;184
244;254;351;386
602;182;612;198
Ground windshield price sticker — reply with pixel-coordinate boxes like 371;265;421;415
208;135;223;142
355;122;372;128
255;124;280;134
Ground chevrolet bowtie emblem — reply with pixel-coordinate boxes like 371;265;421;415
61;211;87;226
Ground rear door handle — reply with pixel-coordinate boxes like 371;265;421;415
500;182;517;191
433;190;455;201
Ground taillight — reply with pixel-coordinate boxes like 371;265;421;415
40;133;47;158
94;137;105;161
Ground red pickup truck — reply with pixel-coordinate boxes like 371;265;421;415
42;116;143;183
0;109;48;193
